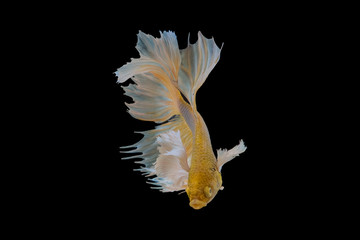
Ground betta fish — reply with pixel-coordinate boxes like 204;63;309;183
116;31;246;209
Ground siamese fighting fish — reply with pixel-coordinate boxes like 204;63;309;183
116;31;246;210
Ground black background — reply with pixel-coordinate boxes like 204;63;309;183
6;0;351;235
41;17;330;236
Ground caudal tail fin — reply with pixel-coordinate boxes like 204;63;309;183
116;31;181;123
177;32;223;112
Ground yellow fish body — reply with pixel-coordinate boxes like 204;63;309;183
116;31;246;209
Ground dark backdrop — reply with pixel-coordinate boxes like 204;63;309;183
56;20;321;235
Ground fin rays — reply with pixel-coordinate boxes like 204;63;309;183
178;32;222;111
217;140;247;172
117;31;223;192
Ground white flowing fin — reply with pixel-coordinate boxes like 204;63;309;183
178;31;223;111
149;130;189;192
116;31;181;123
217;140;247;172
116;31;180;85
117;31;193;177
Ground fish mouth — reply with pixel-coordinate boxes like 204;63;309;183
189;199;207;210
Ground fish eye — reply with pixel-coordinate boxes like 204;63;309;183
204;186;212;198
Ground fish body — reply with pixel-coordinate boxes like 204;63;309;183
116;31;246;209
186;112;221;209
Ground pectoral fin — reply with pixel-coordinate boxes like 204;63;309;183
217;140;247;172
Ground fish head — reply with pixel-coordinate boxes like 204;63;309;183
186;168;223;210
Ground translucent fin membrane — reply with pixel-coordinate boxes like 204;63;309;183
117;31;222;192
